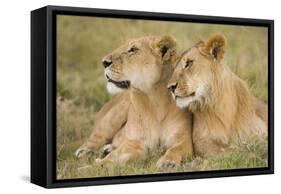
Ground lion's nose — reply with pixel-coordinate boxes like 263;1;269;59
102;58;112;68
168;83;178;93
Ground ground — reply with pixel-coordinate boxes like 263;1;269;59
56;15;268;179
57;137;267;179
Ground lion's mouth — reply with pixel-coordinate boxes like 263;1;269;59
175;91;196;99
106;75;130;89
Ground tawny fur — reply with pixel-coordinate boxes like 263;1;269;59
77;36;193;168
75;90;130;158
168;34;268;157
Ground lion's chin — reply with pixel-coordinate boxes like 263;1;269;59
106;82;126;95
175;85;211;111
175;96;195;109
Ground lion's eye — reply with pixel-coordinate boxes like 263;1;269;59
185;59;193;69
128;46;138;53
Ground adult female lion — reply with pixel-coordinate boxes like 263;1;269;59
77;35;193;168
168;34;268;157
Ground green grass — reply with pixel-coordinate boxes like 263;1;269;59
57;138;268;179
56;15;268;179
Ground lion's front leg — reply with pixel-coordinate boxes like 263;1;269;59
75;92;130;158
193;138;228;157
192;123;229;157
101;126;125;157
157;139;192;169
157;116;193;169
96;139;145;167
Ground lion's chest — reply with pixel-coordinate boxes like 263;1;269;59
126;91;173;150
124;103;161;149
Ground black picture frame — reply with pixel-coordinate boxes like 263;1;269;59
31;5;274;188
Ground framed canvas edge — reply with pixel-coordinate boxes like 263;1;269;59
31;5;274;188
31;6;48;188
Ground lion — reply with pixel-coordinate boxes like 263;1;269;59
74;35;183;160
75;90;130;158
167;34;268;157
78;35;194;168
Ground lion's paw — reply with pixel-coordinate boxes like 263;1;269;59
75;146;93;159
95;157;111;168
102;144;113;157
156;158;179;170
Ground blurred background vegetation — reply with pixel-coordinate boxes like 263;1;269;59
56;15;268;179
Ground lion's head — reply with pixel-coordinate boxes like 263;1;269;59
102;35;177;94
167;34;226;111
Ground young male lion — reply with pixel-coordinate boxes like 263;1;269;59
77;35;193;168
168;34;268;157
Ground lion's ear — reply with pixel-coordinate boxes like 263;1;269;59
204;34;226;61
195;40;205;48
156;35;177;62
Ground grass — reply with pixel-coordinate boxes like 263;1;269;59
57;138;268;179
56;15;268;179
